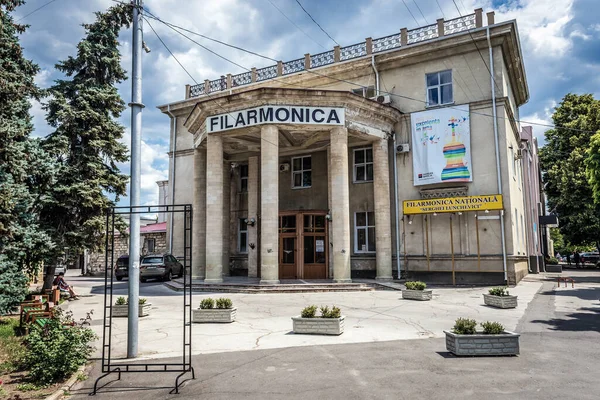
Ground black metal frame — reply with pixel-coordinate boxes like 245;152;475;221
92;205;194;395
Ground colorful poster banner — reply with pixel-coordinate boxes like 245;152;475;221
403;194;504;215
411;104;472;186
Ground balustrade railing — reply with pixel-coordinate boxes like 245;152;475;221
187;11;483;98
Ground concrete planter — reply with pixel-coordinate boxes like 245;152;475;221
545;264;562;273
112;303;151;317
292;316;345;335
192;307;237;323
402;289;433;301
444;330;520;356
483;294;518;309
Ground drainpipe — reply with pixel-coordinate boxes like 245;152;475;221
487;27;509;284
166;104;177;252
371;55;380;95
393;132;402;280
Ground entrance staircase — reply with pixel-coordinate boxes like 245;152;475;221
164;278;381;293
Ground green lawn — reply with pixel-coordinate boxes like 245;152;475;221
0;317;25;373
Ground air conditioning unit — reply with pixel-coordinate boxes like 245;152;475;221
396;143;410;153
376;94;391;104
279;163;290;172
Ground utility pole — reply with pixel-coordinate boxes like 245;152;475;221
127;0;144;359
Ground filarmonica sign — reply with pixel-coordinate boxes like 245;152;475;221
206;105;345;133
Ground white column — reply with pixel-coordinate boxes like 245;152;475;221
260;125;279;284
330;126;351;282
192;148;206;279
373;139;393;280
205;134;223;283
222;161;231;276
248;156;259;278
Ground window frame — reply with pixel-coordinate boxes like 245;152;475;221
351;85;376;98
353;147;374;183
146;238;155;253
426;70;453;107
238;218;248;254
291;155;312;189
239;164;248;193
354;211;376;254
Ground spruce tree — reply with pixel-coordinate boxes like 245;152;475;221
41;4;132;288
0;0;55;313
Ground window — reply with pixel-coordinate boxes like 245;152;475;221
351;85;375;98
146;238;155;253
240;164;248;192
426;70;453;106
354;147;373;182
292;156;311;188
354;212;376;253
239;218;248;253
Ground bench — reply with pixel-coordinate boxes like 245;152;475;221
557;277;575;288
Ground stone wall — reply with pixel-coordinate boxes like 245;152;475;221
292;317;345;335
445;331;520;356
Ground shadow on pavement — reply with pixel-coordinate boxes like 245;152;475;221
530;304;600;333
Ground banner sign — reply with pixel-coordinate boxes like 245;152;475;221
403;194;503;215
207;106;345;133
411;104;472;186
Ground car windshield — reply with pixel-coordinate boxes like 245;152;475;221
117;258;129;267
142;256;163;264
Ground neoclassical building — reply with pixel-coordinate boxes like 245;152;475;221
159;9;540;285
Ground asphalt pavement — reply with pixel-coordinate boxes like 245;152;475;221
70;271;600;400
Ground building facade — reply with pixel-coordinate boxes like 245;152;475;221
160;9;539;285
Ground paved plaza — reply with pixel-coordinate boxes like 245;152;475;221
62;270;600;399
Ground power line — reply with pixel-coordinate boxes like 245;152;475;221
293;0;339;46
435;0;446;18
266;0;327;50
141;9;593;135
401;0;420;27
16;0;59;22
412;0;428;25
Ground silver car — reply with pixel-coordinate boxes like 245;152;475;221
139;254;184;282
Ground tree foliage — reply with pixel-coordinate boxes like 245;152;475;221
0;0;56;312
539;94;600;251
40;4;132;273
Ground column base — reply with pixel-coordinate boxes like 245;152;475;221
333;279;352;283
376;276;393;281
203;278;223;284
259;279;280;285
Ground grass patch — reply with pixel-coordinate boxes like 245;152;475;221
0;317;25;374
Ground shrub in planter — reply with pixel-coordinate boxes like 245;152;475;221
193;298;236;323
200;298;215;309
293;305;344;335
113;297;151;317
24;309;96;385
484;287;518;309
115;296;127;306
402;281;432;301
548;257;559;265
445;318;519;356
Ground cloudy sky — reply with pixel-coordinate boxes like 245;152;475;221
14;0;600;207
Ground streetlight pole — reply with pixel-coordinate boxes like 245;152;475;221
127;0;144;359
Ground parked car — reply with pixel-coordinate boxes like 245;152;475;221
580;252;599;266
140;253;184;282
114;255;129;281
53;263;66;275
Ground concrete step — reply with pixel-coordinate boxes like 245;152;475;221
164;281;375;293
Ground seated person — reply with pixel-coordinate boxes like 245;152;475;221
53;272;79;300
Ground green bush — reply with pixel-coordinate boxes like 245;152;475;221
215;298;233;309
301;305;317;318
138;298;147;305
199;298;214;309
548;257;559;265
452;318;477;335
481;321;504;334
115;296;127;305
488;287;510;296
24;309;96;386
0;318;26;373
404;281;427;290
321;305;341;319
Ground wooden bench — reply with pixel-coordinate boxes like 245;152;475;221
557;277;575;288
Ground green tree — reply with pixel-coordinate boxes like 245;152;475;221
40;4;132;288
540;93;600;253
0;0;56;313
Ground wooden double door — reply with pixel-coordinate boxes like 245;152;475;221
279;211;328;280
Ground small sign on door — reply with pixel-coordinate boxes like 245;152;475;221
316;239;324;253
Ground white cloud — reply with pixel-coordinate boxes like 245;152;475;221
570;30;592;40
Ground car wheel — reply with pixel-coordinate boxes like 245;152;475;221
116;276;123;281
140;277;147;283
164;270;172;282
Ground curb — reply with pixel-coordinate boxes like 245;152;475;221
44;364;86;400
